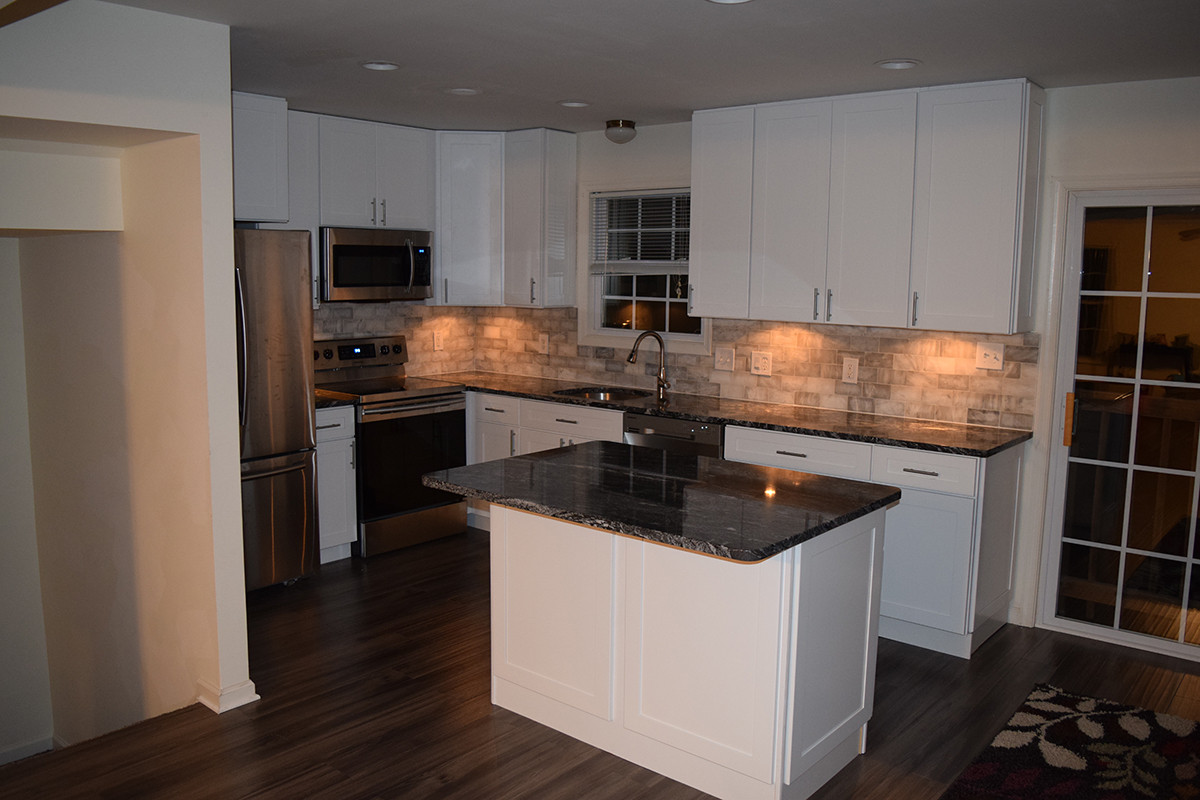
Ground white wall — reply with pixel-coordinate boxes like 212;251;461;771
0;0;252;752
0;238;54;762
1010;76;1200;626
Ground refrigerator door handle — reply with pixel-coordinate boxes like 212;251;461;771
242;460;309;482
235;265;248;430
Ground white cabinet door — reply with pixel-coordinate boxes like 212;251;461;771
623;540;783;781
878;489;975;634
826;91;916;328
519;427;576;455
437;131;504;305
475;420;518;462
502;129;577;308
909;81;1041;334
319;115;379;227
749;99;831;322
376;123;435;230
491;506;616;719
232;92;289;222
688;105;755;319
316;436;356;551
259;111;322;306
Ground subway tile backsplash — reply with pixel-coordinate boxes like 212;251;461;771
315;303;1037;430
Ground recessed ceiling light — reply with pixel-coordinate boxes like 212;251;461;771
448;87;481;96
360;61;399;71
705;0;754;4
559;100;590;108
875;58;922;70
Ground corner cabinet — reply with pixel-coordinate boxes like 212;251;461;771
437;129;578;308
315;405;357;564
232;92;289;223
725;425;1023;659
318;116;435;230
690;79;1044;335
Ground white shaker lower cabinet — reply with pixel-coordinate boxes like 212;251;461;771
725;425;1022;658
489;503;887;800
315;405;357;564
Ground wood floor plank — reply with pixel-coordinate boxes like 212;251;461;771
5;528;1200;800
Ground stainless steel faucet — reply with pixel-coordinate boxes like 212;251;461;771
627;331;670;404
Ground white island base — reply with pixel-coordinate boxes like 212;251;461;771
489;504;888;800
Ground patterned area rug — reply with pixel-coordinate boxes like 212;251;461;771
941;684;1200;799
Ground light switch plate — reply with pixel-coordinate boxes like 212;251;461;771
538;333;550;355
433;330;445;351
976;343;1005;370
714;347;735;371
751;351;772;376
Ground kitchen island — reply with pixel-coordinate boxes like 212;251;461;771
424;441;900;800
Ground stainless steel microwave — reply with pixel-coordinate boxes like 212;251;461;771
320;227;433;302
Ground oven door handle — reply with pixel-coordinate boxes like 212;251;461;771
359;396;465;421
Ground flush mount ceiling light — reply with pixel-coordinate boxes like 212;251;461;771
559;100;590;108
605;119;637;144
705;0;755;4
447;87;481;96
360;61;400;71
875;58;922;70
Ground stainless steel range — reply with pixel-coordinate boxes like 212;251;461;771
314;335;466;556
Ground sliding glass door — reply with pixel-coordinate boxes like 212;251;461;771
1044;190;1200;655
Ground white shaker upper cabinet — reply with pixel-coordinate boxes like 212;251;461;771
502;128;577;308
688;105;755;319
319;116;435;230
909;80;1044;334
437;131;505;306
825;91;916;328
232;92;289;223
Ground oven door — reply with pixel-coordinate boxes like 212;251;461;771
356;393;466;531
321;227;432;302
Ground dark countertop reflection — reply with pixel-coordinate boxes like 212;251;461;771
424;441;900;562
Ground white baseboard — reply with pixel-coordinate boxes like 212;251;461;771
0;736;54;766
196;678;259;714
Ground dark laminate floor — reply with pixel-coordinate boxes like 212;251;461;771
5;528;1200;800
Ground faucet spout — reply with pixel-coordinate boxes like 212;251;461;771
627;331;670;404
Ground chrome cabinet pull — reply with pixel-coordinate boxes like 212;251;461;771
370;198;377;225
688;283;695;314
813;287;820;321
530;277;536;303
559;437;566;447
443;277;449;303
381;198;387;226
316;423;342;430
509;429;516;456
483;407;507;414
826;289;833;322
555;418;578;425
911;292;919;326
776;450;808;458
902;467;939;477
350;441;355;470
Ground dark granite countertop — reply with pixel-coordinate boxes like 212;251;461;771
422;371;1031;458
424;440;901;562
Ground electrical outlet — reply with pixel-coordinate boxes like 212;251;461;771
751;351;772;376
538;333;550;355
432;330;444;351
714;347;735;371
976;343;1005;370
842;356;859;384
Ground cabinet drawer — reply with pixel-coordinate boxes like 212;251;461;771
520;399;623;442
870;447;977;496
315;405;355;442
471;392;521;424
724;425;872;480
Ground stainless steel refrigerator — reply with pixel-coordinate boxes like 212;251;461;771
235;228;317;591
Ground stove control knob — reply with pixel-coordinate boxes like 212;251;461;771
380;345;390;355
323;349;334;360
313;349;319;361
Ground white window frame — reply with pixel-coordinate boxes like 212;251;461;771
575;181;711;355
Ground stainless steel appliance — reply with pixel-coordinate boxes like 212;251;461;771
623;411;723;457
320;227;433;302
236;228;318;591
314;335;466;556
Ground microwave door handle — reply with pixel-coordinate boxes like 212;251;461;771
407;239;415;290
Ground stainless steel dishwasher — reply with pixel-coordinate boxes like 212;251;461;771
622;411;723;457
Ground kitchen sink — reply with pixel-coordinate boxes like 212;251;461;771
553;386;652;402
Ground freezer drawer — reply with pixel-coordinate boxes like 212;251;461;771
241;450;317;591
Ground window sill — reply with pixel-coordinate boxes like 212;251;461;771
576;326;712;356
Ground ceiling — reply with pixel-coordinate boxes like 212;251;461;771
100;0;1200;133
